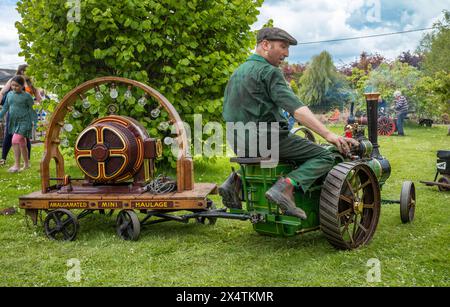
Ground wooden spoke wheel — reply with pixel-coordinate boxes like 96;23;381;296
438;176;449;192
320;162;381;250
44;209;79;241
377;116;396;136
400;181;416;223
116;210;140;241
291;127;316;143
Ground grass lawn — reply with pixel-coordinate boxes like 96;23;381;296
0;123;449;286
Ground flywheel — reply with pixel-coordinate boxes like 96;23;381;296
320;162;381;250
75;115;148;182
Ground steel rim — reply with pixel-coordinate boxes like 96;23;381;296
320;162;381;250
116;210;140;240
44;209;78;241
438;177;449;192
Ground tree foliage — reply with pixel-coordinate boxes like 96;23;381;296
339;51;386;76
364;61;421;112
280;62;306;82
418;10;450;75
413;71;450;119
15;0;263;164
397;51;423;69
298;51;350;110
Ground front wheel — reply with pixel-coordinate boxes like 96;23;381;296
400;181;416;223
320;162;381;250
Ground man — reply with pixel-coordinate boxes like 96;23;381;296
393;90;408;136
219;27;358;220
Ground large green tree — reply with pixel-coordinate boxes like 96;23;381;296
16;0;263;163
298;51;351;111
418;10;450;75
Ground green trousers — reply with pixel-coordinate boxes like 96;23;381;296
278;133;335;192
229;129;335;192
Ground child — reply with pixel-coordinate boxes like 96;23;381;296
0;64;41;166
0;76;36;172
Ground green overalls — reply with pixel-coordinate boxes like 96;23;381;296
223;54;334;192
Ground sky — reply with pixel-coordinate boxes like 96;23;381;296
0;0;449;69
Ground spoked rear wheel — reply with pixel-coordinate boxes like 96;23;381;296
320;162;381;250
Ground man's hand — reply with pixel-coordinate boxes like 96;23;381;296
325;132;359;155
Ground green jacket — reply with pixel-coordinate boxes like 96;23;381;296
223;54;304;154
0;91;36;139
223;53;303;127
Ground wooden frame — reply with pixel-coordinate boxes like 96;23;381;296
40;76;194;193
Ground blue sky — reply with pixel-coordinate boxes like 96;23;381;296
1;0;449;69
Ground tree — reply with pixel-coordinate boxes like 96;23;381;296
365;61;422;112
16;0;263;164
398;51;423;69
298;51;350;111
418;10;450;75
414;71;450;119
339;51;387;76
280;62;306;82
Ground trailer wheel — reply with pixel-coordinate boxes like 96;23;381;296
438;176;449;192
116;210;140;241
195;202;217;225
320;162;381;250
400;181;416;223
44;209;79;241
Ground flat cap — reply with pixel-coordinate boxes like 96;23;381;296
257;27;298;45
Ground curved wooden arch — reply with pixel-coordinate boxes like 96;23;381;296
41;76;193;193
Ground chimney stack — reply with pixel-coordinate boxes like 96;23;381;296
364;92;381;158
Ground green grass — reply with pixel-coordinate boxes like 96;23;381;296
0;124;449;286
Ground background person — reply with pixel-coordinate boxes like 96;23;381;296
0;64;41;166
0;76;36;172
393;90;408;136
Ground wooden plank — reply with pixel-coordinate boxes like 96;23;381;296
18;183;216;210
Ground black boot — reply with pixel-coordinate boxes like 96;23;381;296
265;178;307;220
218;171;242;209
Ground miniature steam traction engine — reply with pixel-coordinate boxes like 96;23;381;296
19;77;415;250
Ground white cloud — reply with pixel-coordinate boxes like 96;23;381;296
0;2;25;69
253;0;450;64
0;0;448;68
